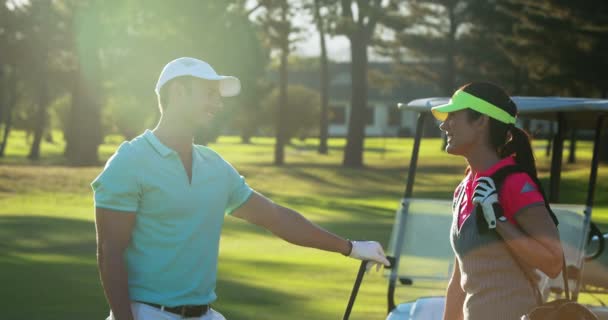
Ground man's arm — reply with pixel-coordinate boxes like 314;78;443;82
96;208;136;320
232;191;390;267
443;258;464;320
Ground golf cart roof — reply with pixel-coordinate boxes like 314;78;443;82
400;96;608;129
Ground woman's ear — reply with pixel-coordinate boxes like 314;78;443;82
474;114;490;131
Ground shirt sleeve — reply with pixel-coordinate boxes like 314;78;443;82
223;160;253;215
498;172;545;221
91;143;140;213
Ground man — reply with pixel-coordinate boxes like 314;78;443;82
93;57;390;320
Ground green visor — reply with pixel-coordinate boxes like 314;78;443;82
431;90;516;124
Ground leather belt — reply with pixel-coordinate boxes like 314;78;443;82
138;301;209;317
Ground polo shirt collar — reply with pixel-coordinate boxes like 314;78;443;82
468;156;516;183
143;129;174;157
480;156;516;177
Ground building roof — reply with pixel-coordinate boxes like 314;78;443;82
279;62;441;106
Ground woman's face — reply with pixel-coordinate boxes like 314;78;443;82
439;109;486;156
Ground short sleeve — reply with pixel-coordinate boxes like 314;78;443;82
91;143;140;213
223;160;253;215
498;172;545;221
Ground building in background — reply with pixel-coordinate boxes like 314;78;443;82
286;62;441;137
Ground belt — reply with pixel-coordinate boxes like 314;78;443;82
138;301;209;317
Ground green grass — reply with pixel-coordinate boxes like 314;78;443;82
0;130;607;319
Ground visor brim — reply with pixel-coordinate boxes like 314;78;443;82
430;102;467;121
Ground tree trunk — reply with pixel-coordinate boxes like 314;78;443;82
315;0;329;155
443;3;456;96
600;89;608;163
240;130;252;144
274;2;289;166
343;33;368;167
28;80;49;160
545;124;553;157
65;61;103;165
568;129;576;164
0;68;4;130
0;65;16;157
64;3;103;166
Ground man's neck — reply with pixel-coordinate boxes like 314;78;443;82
152;117;195;155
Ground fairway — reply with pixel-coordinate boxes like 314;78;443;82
1;131;607;319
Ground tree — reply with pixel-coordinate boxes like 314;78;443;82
95;1;268;151
467;0;608;161
310;0;336;155
256;0;299;165
338;0;406;167
64;0;104;165
394;1;470;95
24;1;55;160
261;85;321;142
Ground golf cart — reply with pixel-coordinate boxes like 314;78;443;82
343;97;608;319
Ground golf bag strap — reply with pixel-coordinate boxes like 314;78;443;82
490;165;558;226
489;164;571;302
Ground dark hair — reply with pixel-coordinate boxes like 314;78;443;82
158;76;196;112
462;82;538;178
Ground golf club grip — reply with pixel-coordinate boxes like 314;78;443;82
343;260;367;320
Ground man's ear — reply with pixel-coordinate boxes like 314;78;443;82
168;81;185;98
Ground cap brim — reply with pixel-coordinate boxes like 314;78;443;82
218;76;241;97
155;74;241;97
430;102;466;121
192;75;241;97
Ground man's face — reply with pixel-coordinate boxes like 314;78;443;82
189;80;223;125
171;79;223;126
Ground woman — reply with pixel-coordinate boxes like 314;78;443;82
435;82;564;320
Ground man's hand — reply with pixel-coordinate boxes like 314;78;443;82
349;241;391;271
472;177;498;230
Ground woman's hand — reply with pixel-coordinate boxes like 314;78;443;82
472;177;499;230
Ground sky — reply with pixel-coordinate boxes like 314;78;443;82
293;24;352;62
270;5;391;62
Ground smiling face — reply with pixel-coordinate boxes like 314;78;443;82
439;109;488;157
166;78;223;127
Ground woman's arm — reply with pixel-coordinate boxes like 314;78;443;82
496;205;563;278
443;258;465;320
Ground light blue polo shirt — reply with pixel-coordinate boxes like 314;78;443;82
91;129;253;306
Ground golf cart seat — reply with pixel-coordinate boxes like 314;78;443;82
540;205;588;298
581;232;608;291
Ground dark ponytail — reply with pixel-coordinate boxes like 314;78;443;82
500;125;538;178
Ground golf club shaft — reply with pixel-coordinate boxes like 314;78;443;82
343;260;367;320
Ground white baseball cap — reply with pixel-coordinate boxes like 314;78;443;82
154;57;241;97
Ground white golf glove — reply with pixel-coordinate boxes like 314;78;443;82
349;241;391;272
472;177;499;230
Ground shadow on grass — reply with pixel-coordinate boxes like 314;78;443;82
0;215;106;320
216;276;332;320
240;162;462;199
0;215;358;320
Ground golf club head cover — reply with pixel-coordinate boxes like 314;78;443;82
472;177;498;231
349;241;391;271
